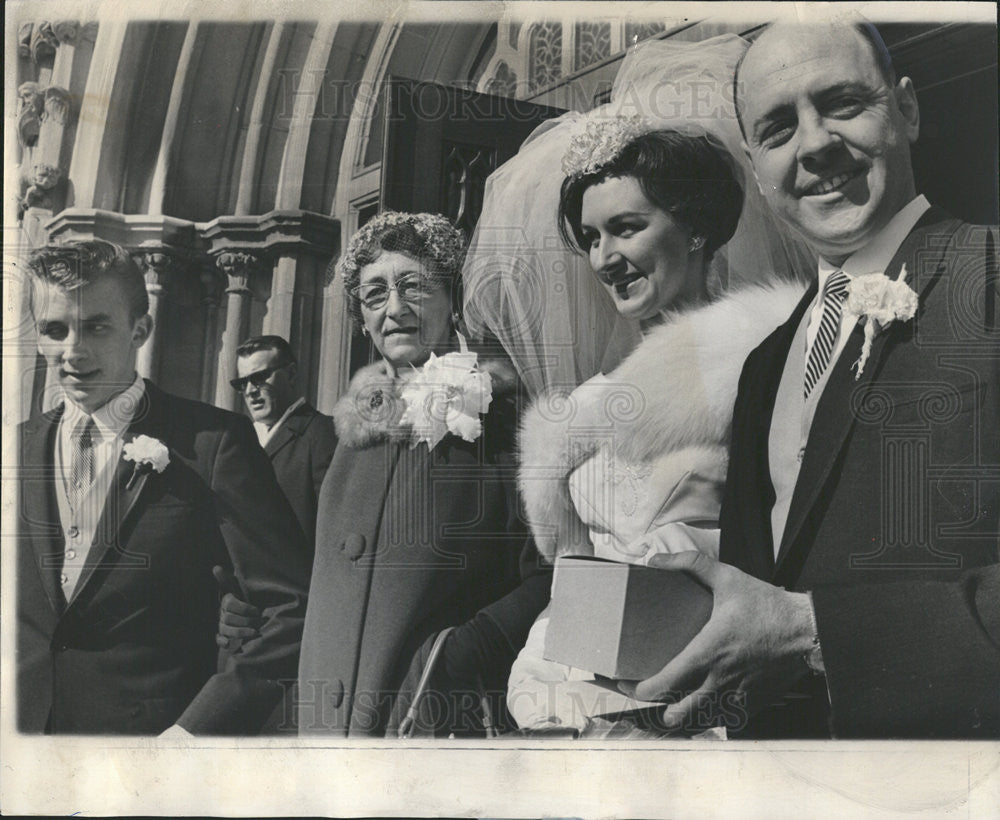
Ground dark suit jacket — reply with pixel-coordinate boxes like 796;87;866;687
720;210;1000;738
264;402;337;550
16;381;311;735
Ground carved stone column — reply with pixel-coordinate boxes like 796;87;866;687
37;85;72;160
214;251;264;410
198;263;225;404
15;20;75;228
134;251;179;380
262;255;297;338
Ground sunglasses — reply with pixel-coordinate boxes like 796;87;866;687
230;363;290;393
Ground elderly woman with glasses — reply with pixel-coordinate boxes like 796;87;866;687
250;211;550;737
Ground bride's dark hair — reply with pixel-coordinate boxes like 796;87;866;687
558;129;743;260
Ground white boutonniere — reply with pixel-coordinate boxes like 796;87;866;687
123;434;170;489
844;264;919;379
399;351;494;450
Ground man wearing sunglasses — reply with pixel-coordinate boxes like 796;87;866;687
233;336;337;550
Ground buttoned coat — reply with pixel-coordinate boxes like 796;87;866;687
264;402;337;549
17;381;311;734
720;210;1000;738
297;356;551;736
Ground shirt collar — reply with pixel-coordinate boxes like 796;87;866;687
62;374;146;442
817;195;931;286
253;396;305;444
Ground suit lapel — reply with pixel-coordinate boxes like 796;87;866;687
773;210;963;582
68;383;169;605
264;404;311;459
741;283;817;580
20;407;66;613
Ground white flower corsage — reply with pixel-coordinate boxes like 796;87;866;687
123;434;170;489
399;351;494;450
844;264;919;379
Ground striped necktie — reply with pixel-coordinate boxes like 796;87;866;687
804;271;851;399
69;416;97;510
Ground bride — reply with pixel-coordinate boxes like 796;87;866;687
463;34;813;734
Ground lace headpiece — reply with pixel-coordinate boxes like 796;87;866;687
561;114;652;178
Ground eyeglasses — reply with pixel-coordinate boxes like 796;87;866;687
230;363;290;393
350;274;439;311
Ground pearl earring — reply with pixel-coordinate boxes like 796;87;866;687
689;236;705;252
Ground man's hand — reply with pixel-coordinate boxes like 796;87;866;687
212;565;264;649
626;551;817;732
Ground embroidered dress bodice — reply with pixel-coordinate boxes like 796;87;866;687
564;374;727;563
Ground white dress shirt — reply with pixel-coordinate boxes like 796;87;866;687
55;374;145;600
253;396;305;447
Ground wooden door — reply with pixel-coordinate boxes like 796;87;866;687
380;76;565;234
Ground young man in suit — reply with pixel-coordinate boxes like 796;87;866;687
632;22;998;738
17;239;311;735
233;335;337;550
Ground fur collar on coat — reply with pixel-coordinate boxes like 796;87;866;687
518;280;807;561
333;352;520;449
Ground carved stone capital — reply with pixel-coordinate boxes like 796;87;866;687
30;22;59;63
30;162;62;190
52;20;80;44
215;251;264;293
18;163;63;220
43;87;72;126
17;82;44;149
135;251;182;296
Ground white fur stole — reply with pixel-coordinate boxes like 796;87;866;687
518;281;807;561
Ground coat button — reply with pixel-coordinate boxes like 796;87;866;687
328;679;344;708
67;525;79;538
344;533;366;560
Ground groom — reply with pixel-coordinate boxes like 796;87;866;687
17;239;311;734
636;22;999;737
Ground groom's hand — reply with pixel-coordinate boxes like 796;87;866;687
213;565;263;649
627;551;818;732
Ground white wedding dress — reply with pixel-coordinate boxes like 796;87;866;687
508;283;806;732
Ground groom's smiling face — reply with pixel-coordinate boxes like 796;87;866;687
739;25;920;263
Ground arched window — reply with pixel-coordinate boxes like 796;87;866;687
574;22;611;71
528;21;562;92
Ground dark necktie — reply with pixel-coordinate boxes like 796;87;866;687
804;271;851;399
